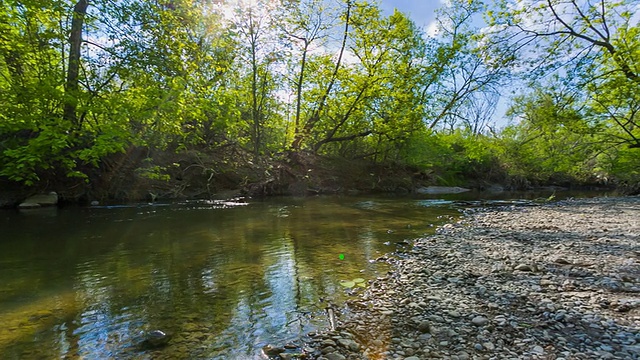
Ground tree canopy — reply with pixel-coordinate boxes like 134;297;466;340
0;0;638;194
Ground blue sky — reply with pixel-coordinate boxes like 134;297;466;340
379;1;441;28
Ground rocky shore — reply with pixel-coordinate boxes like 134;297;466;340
293;196;640;360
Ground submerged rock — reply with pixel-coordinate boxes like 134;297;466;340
138;330;171;350
262;344;285;358
415;186;471;194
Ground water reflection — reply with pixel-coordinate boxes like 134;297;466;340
0;196;461;359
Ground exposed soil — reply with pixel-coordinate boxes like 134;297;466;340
1;147;438;207
1;145;619;208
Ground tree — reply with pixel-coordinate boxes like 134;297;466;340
231;0;284;156
339;5;430;159
499;88;601;183
427;0;506;132
0;0;87;184
275;0;347;151
63;0;88;126
481;0;640;168
483;0;638;81
0;0;238;185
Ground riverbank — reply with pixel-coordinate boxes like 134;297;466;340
296;196;640;359
2;145;624;209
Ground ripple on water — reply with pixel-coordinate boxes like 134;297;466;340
0;195;474;358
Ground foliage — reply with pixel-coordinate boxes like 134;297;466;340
0;0;637;193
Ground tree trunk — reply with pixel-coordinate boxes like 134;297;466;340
292;43;308;150
63;0;88;127
291;1;352;151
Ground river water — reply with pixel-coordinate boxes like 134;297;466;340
0;192;601;359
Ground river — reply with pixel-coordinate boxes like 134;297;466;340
0;192;601;359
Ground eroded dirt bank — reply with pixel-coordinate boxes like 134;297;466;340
298;196;640;360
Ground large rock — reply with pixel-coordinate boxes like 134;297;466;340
18;192;58;208
415;186;471;194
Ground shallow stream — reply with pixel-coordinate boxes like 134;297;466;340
0;191;604;359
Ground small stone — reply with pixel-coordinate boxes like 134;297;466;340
483;342;495;351
417;320;431;333
324;353;346;360
337;338;359;351
554;258;571;264
262;344;285;357
321;339;336;347
471;316;489;326
514;264;533;271
531;345;544;354
18;202;41;209
405;357;420;360
474;343;483;351
19;192;58;208
321;346;336;354
596;351;615;359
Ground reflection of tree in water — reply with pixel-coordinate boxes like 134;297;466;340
0;197;453;358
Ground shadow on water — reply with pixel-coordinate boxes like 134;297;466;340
0;191;611;358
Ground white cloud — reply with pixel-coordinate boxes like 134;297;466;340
426;20;440;38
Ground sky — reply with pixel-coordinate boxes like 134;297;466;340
379;1;441;28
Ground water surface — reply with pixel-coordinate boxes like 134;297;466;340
0;195;464;359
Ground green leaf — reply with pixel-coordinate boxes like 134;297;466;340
339;280;355;288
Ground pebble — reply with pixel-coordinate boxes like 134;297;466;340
417;320;431;333
514;263;533;271
471;316;489;326
483;342;495;351
324;353;346;360
531;345;545;354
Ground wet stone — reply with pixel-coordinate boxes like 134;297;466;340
337;338;359;351
324;353;346;360
321;339;336;347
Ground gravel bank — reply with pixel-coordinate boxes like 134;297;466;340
295;196;640;360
